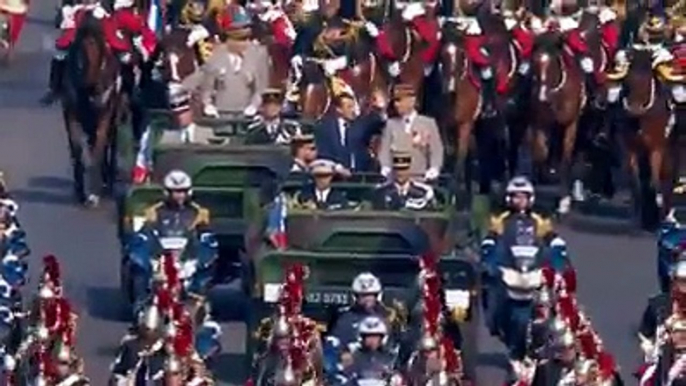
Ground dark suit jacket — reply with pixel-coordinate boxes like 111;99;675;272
315;112;384;172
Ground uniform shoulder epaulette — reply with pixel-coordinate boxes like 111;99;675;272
190;202;211;224
489;211;509;234
532;212;552;236
119;333;138;345
144;202;164;223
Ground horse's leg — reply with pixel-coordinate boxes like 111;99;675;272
62;107;86;203
530;127;549;182
85;109;115;206
557;120;579;215
650;146;666;216
454;121;473;194
625;145;643;227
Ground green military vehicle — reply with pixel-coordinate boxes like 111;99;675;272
117;114;292;296
243;178;480;381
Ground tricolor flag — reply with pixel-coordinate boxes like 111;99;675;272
266;193;288;250
147;0;164;36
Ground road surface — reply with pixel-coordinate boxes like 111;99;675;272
0;3;654;384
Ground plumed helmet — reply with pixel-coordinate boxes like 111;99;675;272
351;272;382;295
163;170;192;191
358;315;388;336
39;255;61;299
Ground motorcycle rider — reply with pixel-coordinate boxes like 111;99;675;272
338;316;395;382
142;170;210;233
328;272;397;347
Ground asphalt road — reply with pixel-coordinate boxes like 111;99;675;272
0;3;656;385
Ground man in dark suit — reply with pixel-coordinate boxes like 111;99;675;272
295;159;350;210
315;93;381;172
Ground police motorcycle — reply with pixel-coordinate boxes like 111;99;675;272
121;215;218;316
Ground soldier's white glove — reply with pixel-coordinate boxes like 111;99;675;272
580;57;594;73
402;2;424;22
92;5;108;19
133;36;149;62
3;354;15;371
203;104;219;117
614;50;628;66
424;168;439;181
291;55;303;70
365;22;380;38
388;62;401;77
187;25;210;47
598;7;616;24
381;166;392;178
243;105;258;116
119;52;132;64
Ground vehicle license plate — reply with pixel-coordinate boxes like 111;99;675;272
306;291;349;305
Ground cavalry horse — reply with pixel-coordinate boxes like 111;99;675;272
62;10;121;207
610;47;675;223
378;7;425;96
529;31;586;214
439;15;518;197
298;20;386;119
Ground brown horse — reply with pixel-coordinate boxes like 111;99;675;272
615;48;674;220
62;10;121;207
299;25;386;119
529;32;586;214
379;9;425;94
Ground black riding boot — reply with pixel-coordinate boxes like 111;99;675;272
481;73;497;118
40;58;64;106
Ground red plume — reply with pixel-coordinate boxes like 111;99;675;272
596;351;618;378
577;329;599;358
155;287;173;313
172;317;194;357
557;296;580;331
62;323;76;347
561;268;577;294
42;255;61;287
441;337;459;373
541;265;555;289
162;255;180;291
57;298;72;331
280;263;307;315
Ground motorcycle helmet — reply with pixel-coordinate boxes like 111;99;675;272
358;315;388;336
505;176;535;206
163;170;193;196
351;272;382;295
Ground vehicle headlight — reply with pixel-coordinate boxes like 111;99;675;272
263;283;283;303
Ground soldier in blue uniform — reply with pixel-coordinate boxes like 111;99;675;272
328;272;396;348
294;159;350;210
110;304;167;384
370;152;435;211
141;170;211;233
338;316;396;381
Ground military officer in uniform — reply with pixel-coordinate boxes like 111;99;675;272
200;6;269;116
328;272;398;347
371;152;435;211
294;159;350;210
142;170;211;233
245;88;303;145
378;84;444;180
110;304;167;384
290;132;318;177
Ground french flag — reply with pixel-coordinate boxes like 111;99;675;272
146;0;164;36
266;193;288;250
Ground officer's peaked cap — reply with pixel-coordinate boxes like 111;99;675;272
310;159;337;176
392;151;412;169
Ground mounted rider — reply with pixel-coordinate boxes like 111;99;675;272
452;0;509;116
388;0;441;75
495;0;536;74
180;0;221;65
546;0;604;102
41;0;129;105
111;0;158;64
286;0;358;110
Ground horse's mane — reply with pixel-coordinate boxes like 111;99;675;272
73;11;106;53
629;48;653;73
441;22;462;45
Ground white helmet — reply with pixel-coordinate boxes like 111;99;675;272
506;176;535;204
163;170;192;191
358;316;388;336
351;272;382;295
673;260;686;279
113;0;134;10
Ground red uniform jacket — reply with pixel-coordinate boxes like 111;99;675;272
112;7;157;59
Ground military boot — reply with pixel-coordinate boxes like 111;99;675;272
481;68;498;118
40;57;65;106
